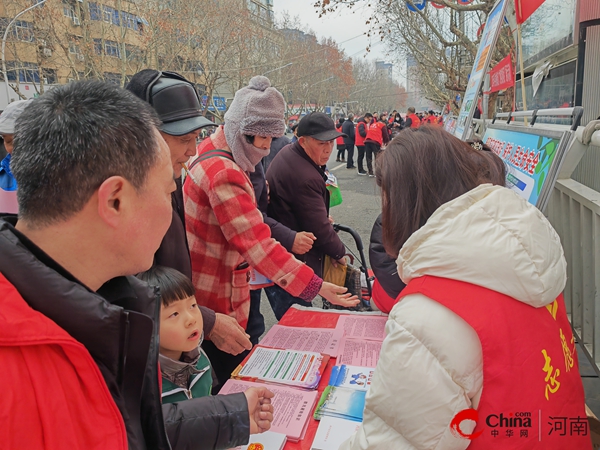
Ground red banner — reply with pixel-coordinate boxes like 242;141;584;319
515;0;546;24
488;55;514;93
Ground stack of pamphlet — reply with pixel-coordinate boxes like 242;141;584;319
328;365;374;391
313;386;366;422
231;346;329;390
219;379;318;442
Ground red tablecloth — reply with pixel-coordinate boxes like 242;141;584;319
277;308;345;450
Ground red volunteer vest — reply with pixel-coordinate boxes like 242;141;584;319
407;113;421;128
336;125;344;145
399;276;591;449
365;121;385;146
355;122;367;146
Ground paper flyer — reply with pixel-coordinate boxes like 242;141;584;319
329;364;374;391
311;416;361;450
236;347;324;389
337;338;382;367
227;431;287;450
220;379;318;442
335;315;387;341
259;324;343;356
313;386;366;421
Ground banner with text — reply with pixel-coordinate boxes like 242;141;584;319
482;126;569;207
488;54;515;93
454;0;508;140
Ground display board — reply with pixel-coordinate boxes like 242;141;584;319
454;0;508;140
482;124;573;211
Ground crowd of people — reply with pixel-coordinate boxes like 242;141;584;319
308;106;444;178
0;69;592;450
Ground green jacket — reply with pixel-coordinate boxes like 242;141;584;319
161;351;213;404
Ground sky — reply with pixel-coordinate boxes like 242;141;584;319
273;1;402;80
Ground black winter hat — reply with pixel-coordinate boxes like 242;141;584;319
126;69;214;136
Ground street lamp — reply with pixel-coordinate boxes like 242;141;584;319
2;0;49;105
262;62;293;76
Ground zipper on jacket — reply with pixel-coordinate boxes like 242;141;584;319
117;311;130;387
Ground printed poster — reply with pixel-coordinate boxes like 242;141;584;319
482;126;568;206
454;0;508;140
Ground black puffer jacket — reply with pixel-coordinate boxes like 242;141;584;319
369;214;406;300
0;218;250;450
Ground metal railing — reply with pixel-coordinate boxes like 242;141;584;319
546;128;600;375
474;120;600;374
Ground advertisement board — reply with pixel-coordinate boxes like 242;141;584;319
454;0;508;140
482;124;572;210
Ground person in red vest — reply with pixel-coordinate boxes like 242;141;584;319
341;128;591;450
363;113;390;177
335;117;345;162
355;113;372;175
404;106;421;128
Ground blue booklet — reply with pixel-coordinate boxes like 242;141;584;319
329;365;374;391
313;386;366;421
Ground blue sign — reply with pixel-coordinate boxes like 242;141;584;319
407;0;426;11
201;96;227;112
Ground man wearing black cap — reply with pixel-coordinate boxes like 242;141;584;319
265;112;348;316
126;70;253;357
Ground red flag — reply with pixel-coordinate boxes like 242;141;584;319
515;0;546;24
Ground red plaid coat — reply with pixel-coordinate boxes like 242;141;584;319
183;138;320;328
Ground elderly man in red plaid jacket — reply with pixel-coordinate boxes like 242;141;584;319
183;76;359;389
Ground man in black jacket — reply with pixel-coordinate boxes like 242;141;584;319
342;113;356;169
266;112;347;317
126;70;253;358
0;81;273;450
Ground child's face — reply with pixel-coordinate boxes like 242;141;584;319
159;295;204;360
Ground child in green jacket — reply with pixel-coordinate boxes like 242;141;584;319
138;266;213;403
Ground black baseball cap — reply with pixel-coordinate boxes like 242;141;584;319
127;70;214;136
297;112;346;141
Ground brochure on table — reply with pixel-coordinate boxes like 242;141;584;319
259;324;344;357
482;123;574;211
311;416;362;450
314;386;366;421
219;379;318;442
329;365;374;391
453;0;509;140
232;346;327;390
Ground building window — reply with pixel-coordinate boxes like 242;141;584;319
89;2;101;20
120;11;138;30
68;42;80;54
104;40;121;58
14;21;34;42
62;0;76;19
93;38;102;55
101;6;119;25
125;44;143;62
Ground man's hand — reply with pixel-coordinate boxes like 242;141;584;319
328;215;334;225
319;282;360;308
208;313;252;355
244;387;275;434
291;231;316;255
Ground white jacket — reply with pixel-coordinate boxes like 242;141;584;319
340;184;566;450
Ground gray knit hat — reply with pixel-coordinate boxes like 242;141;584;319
224;76;286;172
